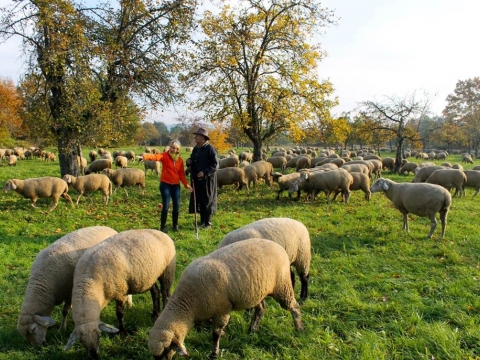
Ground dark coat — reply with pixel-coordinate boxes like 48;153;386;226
188;142;218;215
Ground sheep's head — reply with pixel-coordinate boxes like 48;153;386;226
62;175;72;184
17;314;56;346
272;172;283;182
370;178;389;193
148;329;189;359
65;322;118;359
3;179;17;192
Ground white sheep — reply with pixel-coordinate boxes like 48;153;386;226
333;171;371;201
425;168;467;197
7;154;17;166
64;229;176;359
244;160;273;188
62;174;113;205
148;238;303;359
463;170;480;196
218;217;311;300
272;172;302;200
216;167;249;191
413;165;447;183
114;155;128;169
103;168;146;196
370;178;452;238
84;159;112;175
294;168;353;203
144;160;161;175
17;226;118;346
3;177;73;212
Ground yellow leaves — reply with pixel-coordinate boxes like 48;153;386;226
209;124;231;154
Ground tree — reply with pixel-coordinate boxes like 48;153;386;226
184;0;337;161
0;77;25;145
358;94;431;172
443;77;480;154
0;0;197;176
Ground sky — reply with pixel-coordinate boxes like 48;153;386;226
1;0;479;123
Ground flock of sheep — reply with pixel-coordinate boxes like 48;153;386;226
17;218;310;359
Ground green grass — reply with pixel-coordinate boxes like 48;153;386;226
1;148;480;360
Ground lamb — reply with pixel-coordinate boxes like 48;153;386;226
148;238;303;359
144;160;161;175
17;226;118;346
413;165;446;183
218;218;311;300
84;159;112;175
463;170;480;196
272;172;302;200
3;177;73;212
266;156;287;172
114;155;128;169
216;167;249;191
425;168;467;197
64;229;176;359
333;171;371;201
243;160;273;188
62;174;113;205
370;178;452;238
293;168;353;203
103;168;146;196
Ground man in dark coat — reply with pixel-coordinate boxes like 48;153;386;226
187;127;218;228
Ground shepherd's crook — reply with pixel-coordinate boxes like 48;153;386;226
192;179;199;239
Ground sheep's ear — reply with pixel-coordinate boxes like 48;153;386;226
64;330;77;350
99;322;119;334
171;338;189;357
10;181;17;190
382;180;389;191
33;314;56;327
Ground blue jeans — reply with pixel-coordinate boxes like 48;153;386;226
160;182;180;215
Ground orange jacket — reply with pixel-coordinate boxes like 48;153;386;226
143;152;189;187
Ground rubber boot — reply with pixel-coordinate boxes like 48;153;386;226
160;211;168;232
172;211;179;231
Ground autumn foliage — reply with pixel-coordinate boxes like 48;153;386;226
208;124;231;154
0;78;25;144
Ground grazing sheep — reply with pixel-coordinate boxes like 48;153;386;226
381;157;396;171
3;177;73;212
17;226;118;346
398;161;418;175
218;155;239;169
370;178;452;238
65;229;176;359
452;163;464;171
84;159;112;175
267;156;287;172
88;151;97;163
62;174;112;205
295;156;311;171
238;160;250;169
114;155;128;169
244;161;273;188
333;172;371;201
272;172;302;200
293;168;353;203
285;156;301;170
103;168;146;196
124;150;135;162
425;168;467;197
216;167;249;191
238;151;253;163
462;154;474;164
463;170;480;196
413;165;447;183
7;154;17;166
218;218;311;300
341;163;370;176
144;160;161;175
148;239;303;359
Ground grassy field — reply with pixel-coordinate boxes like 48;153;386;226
1;147;480;360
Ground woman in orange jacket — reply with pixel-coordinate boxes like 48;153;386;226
142;140;192;232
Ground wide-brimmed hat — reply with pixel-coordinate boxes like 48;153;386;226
193;127;210;140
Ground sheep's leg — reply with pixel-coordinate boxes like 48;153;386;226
299;272;310;301
123;186;129;197
440;210;448;238
48;197;60;212
402;213;409;232
290;270;296;292
30;198;38;208
474;188;479;197
59;301;72;331
276;190;282;200
115;300;127;335
249;300;266;333
331;190;341;202
210;314;230;359
61;193;73;205
76;193;82;205
274;291;303;331
427;214;437;238
149;283;161;321
344;190;350;203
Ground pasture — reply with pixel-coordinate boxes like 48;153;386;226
1;148;480;360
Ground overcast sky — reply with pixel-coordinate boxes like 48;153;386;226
1;0;479;123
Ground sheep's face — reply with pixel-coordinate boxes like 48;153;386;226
75;323;102;358
370;178;389;193
3;180;15;192
17;315;54;346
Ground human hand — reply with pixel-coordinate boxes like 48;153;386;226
186;158;191;166
197;171;204;178
186;185;193;193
